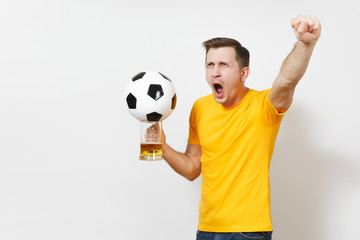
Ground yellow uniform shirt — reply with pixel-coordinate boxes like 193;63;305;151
188;89;287;232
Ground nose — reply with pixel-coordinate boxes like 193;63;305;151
211;65;221;78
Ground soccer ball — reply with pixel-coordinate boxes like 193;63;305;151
125;71;177;122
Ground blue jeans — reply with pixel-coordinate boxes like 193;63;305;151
196;230;272;240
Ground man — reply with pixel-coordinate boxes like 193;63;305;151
149;15;321;240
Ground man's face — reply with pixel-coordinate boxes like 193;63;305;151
205;47;247;108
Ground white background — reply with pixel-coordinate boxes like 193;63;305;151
1;0;359;239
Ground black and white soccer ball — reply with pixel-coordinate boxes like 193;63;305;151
125;71;177;122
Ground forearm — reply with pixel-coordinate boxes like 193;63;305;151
278;41;316;88
269;15;321;111
162;143;201;181
270;41;316;111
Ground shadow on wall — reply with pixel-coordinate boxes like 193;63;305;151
270;106;360;240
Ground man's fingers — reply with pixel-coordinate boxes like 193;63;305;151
298;21;308;33
147;132;157;138
306;15;315;32
311;16;321;34
146;132;160;142
292;15;307;33
293;15;321;34
292;14;321;43
146;123;162;142
291;18;301;31
147;124;158;133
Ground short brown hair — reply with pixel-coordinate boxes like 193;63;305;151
202;37;250;67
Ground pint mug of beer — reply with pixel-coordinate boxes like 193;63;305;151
140;121;163;161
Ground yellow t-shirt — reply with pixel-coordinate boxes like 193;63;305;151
188;89;288;232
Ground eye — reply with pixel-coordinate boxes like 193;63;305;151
221;62;229;66
206;62;214;67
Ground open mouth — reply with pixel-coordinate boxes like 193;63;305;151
212;82;224;98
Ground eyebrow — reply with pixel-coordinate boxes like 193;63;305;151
206;61;230;65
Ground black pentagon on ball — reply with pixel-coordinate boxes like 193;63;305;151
171;94;177;109
132;72;146;81
126;93;137;109
146;112;163;121
158;72;171;82
147;84;164;101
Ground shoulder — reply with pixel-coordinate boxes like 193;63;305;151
249;88;272;102
253;88;271;97
195;93;213;102
243;88;270;103
248;88;280;114
193;94;213;106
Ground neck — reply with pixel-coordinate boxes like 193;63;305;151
221;87;249;108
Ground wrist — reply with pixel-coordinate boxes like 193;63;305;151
297;39;317;48
162;142;170;157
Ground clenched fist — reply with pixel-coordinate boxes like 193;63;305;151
292;15;321;44
145;123;166;144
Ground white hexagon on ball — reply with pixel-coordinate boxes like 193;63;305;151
125;71;177;122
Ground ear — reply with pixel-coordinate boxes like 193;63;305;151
240;67;250;82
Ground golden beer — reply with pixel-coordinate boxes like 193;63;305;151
140;143;163;160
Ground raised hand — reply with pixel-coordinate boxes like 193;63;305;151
292;15;321;44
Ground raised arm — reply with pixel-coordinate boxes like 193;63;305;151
269;15;321;112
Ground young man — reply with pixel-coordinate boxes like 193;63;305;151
149;15;321;239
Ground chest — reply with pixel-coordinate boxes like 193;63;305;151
196;102;262;153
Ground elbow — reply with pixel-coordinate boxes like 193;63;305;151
185;168;201;181
187;175;199;182
186;176;199;182
183;150;202;181
276;76;299;90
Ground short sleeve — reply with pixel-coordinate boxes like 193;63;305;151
187;102;200;145
259;89;291;123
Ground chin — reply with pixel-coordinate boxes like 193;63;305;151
213;95;227;104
